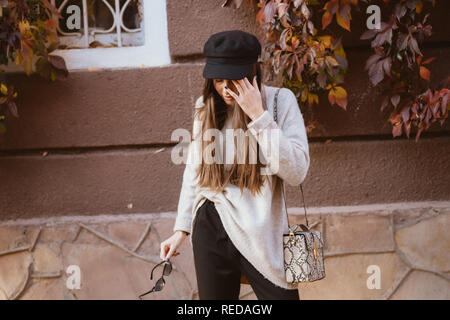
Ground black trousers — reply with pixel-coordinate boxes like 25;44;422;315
192;198;299;300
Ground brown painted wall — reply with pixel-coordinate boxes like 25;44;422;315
0;0;449;220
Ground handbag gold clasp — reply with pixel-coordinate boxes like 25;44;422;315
289;231;295;244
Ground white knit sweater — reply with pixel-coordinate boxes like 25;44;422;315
173;84;310;290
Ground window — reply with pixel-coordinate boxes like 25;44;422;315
50;0;170;70
53;0;144;48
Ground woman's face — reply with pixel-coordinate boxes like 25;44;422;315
213;79;239;106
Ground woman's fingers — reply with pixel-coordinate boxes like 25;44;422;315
252;76;258;89
244;77;258;90
160;246;180;261
160;242;168;260
237;78;250;92
239;78;248;89
231;80;244;96
165;246;173;260
242;77;253;91
159;232;184;261
251;76;261;96
225;87;239;100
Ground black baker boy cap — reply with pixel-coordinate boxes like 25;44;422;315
202;30;262;80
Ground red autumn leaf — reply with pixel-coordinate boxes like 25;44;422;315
360;29;377;40
397;33;409;51
382;57;392;76
325;0;339;15
381;96;389;112
422;57;436;65
338;2;351;21
404;119;411;138
7;101;18;118
416;0;423;14
365;53;383;71
416;55;422;65
322;11;333;30
328;86;347;110
391;94;400;107
49;55;67;71
325;56;339;67
263;1;277;24
392;124;402;138
400;106;410;122
336;11;351;31
368;60;385;85
45;19;58;28
409;36;422;56
419;66;430;81
372;26;392;46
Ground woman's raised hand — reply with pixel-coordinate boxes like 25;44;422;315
225;76;264;121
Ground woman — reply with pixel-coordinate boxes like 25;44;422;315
160;30;310;300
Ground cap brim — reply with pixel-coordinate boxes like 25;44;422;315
203;63;253;80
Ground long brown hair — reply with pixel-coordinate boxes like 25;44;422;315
192;62;273;197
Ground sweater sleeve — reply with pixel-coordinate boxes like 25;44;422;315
247;88;310;186
172;97;204;235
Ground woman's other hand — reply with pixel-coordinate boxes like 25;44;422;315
160;230;187;260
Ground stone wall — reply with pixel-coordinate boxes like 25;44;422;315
0;202;448;300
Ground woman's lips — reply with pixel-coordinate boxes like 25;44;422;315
224;95;233;100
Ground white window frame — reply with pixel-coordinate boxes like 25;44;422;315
5;0;170;72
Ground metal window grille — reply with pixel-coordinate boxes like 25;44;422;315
50;0;144;49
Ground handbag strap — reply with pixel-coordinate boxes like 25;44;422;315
273;88;309;230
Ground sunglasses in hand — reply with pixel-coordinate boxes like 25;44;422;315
138;258;173;299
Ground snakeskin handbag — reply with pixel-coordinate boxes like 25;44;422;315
273;88;326;283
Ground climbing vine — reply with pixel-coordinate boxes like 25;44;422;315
0;0;68;134
222;0;449;141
